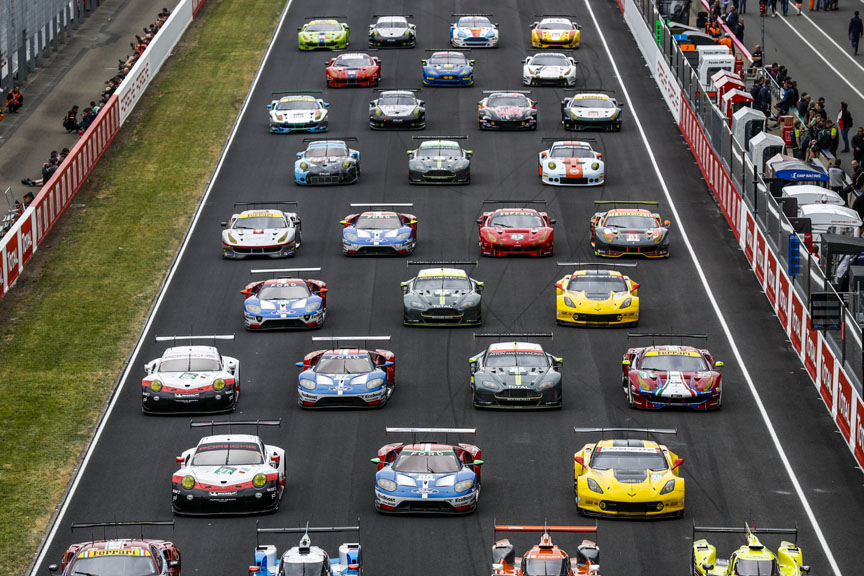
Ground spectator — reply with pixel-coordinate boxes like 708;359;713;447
758;79;772;115
791;120;803;159
852;12;864;55
751;44;764;69
772;80;795;119
838;102;853;153
815;98;828;121
830;159;847;194
5;85;23;113
750;78;763;102
797;93;811;119
852;127;864;162
726;5;740;28
78;107;97;134
22;192;34;209
852;160;864;203
734;19;745;41
853;190;864;221
62;105;80;132
770;0;778;15
781;0;790;16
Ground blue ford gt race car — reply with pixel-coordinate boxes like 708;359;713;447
241;268;327;330
422;50;474;86
341;203;417;256
252;524;362;576
294;138;360;186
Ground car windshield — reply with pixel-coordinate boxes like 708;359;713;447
417;143;462;158
192;442;264;466
489;212;544;228
234;216;286;230
487;95;529;107
276;99;316;111
485;351;548;368
570;98;615;109
379;94;416;106
414;276;471;291
590;448;668;471
566;275;627;293
377;19;407;29
356;213;402;229
640;353;708;372
524;559;565;576
550;146;593;158
458;17;492;27
334;54;373;66
735;559;778;576
540;21;574;30
315;354;374;374
604;214;657;228
258;283;311;300
392;449;461;473
305;145;348;158
159;356;221;372
282;561;327;576
70;555;157;576
305;22;341;32
428;53;468;65
531;54;570;66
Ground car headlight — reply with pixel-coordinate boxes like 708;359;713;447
342;160;351;169
374;108;383;117
181;475;195;490
481;380;500;390
396;232;411;241
569;108;580;119
404;29;411;37
528;67;537;74
457;30;468;38
659;479;676;495
253;473;268;488
538;380;557;390
344;232;358;241
563;296;575;308
377;478;397;491
277;231;289;244
458;299;476;310
586;478;603;494
226;232;237;244
602;229;615;242
591;162;600;170
564;67;572;74
213;378;226;391
305;301;320;313
412;107;421;116
150;380;162;392
409;299;425;309
373;31;380;37
246;304;262;314
620;297;632;309
460;68;471;76
366;377;385;389
299;162;308;170
299;378;316;390
547;161;557;170
454;479;475;492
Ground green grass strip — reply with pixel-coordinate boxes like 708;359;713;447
0;1;285;573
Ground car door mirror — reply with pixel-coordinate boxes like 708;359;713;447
266;104;273;110
469;59;476;65
465;150;473;157
48;566;58;573
476;217;484;224
169;561;180;568
270;454;281;465
714;361;724;369
554;282;564;291
418;100;425;106
671;458;684;470
472;459;484;466
381;361;394;367
630;282;640;295
175;456;184;464
295;361;305;368
622;359;631;366
664;220;671;227
701;564;714;571
553;357;564;366
296;152;303;159
597;152;603;158
421;59;427;64
475;281;484;292
370;457;381;464
549;218;556;225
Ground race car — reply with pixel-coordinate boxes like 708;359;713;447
252;524;362;576
296;336;395;408
469;333;563;409
172;420;285;515
562;91;623;131
325;52;381;87
241;268;327;330
491;524;599;576
530;16;582;48
294;138;360;186
477;200;555;257
478;91;537;130
692;524;810;576
573;427;685;518
341;203;417;255
538;139;604;186
371;427;483;513
298;17;349;51
622;333;723;410
422;50;475;86
407;136;472;184
369;89;425;129
142;335;239;414
555;263;640;327
267;92;329;134
48;521;180;576
221;202;301;259
368;14;416;47
522;52;578;87
590;201;671;258
402;261;483;326
450;14;499;48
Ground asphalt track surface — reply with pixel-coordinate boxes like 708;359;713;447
34;1;864;575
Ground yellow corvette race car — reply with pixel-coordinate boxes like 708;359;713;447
693;524;810;576
530;16;581;49
554;263;639;327
572;427;685;518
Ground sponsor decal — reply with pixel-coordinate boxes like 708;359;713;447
210;491;237;497
78;549;150;558
777;271;790;329
754;229;765;284
804;323;818;382
818;340;835;409
789;294;804;356
855;398;864;467
765;250;777;306
744;212;755;264
836;370;852;442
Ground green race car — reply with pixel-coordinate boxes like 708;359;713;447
298;17;349;51
692;524;810;576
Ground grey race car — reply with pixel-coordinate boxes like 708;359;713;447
402;261;483;326
368;15;416;47
407;136;472;184
294;138;360;186
369;89;425;129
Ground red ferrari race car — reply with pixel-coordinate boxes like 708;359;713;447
477;200;555;257
491;524;600;576
325;52;381;87
49;521;180;576
622;333;723;410
590;201;671;258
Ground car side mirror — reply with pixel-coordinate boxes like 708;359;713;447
553;357;564;366
169;561;180;568
324;61;330;67
631;282;640;294
175;456;184;464
672;458;684;470
622;359;631;366
319;287;328;293
470;59;476;65
381;361;394;367
524;57;530;63
266;104;273;110
48;566;59;573
701;564;714;571
270;454;281;465
475;281;484;292
597;152;603;158
418;100;425;106
220;221;228;227
465;150;473;157
554;282;564;290
664;220;671;226
249;566;261;576
715;361;724;369
323;102;330;108
295;361;304;368
340;220;348;225
573;456;585;466
296;27;302;31
370;457;381;464
476;217;484;224
421;59;427;64
549;218;556;225
406;151;414;158
800;566;810;574
296;152;303;159
409;219;418;224
472;459;484;466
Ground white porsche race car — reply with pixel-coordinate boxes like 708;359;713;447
221;202;302;259
538;139;605;186
267;92;329;134
523;52;577;87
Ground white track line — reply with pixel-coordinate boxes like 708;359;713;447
583;1;843;575
27;1;296;574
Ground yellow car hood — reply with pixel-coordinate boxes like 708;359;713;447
565;290;632;313
587;468;676;498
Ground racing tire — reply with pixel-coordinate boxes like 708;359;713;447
627;386;635;408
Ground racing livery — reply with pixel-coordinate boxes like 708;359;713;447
573;427;685;518
221;202;301;259
371;427;483;514
369;89;425;129
407;136;472;184
368;15;416;47
450;14;499;48
49;521;180;576
172;420;285;516
341;203;417;255
555;264;640;327
402;261;483;326
491;524;599;576
267;92;329;134
251;524;362;576
692;525;810;576
298;18;349;51
469;334;563;409
530;16;582;49
478;91;537;130
477;201;555;257
242;268;327;330
562;92;623;131
422;50;475;86
294;138;360;186
538;139;604;186
296;336;395;408
325;52;381;87
590;201;671;258
523;52;578;87
622;334;723;410
142;335;239;414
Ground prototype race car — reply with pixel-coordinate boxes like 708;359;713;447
523;52;578;87
422;50;475;86
590;201;671;258
469;333;563;409
477;200;555;257
298;17;349;51
369;89;425;129
573;427;685;518
538;139;604;186
402;261;483;326
267;92;329;134
478;91;537;130
371;427;483;513
294;138;360;186
296;336;395;408
622;333;723;410
341;203;417;255
491;524;599;576
562;91;623;131
530;16;582;49
172;420;285;516
221;202;301;259
49;521;180;576
450;14;499;48
241;268;327;330
142;335;239;414
325;52;381;87
555;263;640;327
692;524;810;576
251;524;362;576
368;15;416;47
407;136;472;184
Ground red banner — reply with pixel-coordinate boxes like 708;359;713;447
776;269;789;330
19;215;34;267
765;250;777;307
744;211;755;265
790;293;804;357
855;397;864;467
754;229;766;285
804;324;818;383
4;231;20;289
819;340;835;409
837;370;853;442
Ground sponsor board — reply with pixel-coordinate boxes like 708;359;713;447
765;249;777;306
855;397;864;467
744;210;755;264
789;293;804;357
804;322;818;383
776;269;790;330
818;339;835;410
754;228;765;285
837;369;853;443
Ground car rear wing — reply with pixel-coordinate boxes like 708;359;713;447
191;419;281;436
557;262;637;268
692;523;798;545
350;203;413;208
593;200;659;206
71;520;174;539
542;137;596;142
535;14;578;18
302;136;358;143
407;260;478;270
474;333;553;339
386;427;475;444
452;13;494;17
372;14;414;18
573;426;676;437
564;88;615;93
494;524;596;534
155;334;234;346
482;90;532;94
483;200;546;206
271;90;322;95
424;48;472;52
411;135;468;140
627;333;708;345
373;88;421;92
250;268;322;277
312;336;390;346
234;201;298;209
304;15;347;19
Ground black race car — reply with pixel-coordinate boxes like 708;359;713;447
368;15;416;47
477;91;537;130
402;261;483;326
590;200;671;258
407;136;472;184
369;89;425;129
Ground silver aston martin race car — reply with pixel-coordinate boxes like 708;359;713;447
221;202;301;259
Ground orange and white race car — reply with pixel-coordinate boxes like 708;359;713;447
538;139;604;186
491;524;600;576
